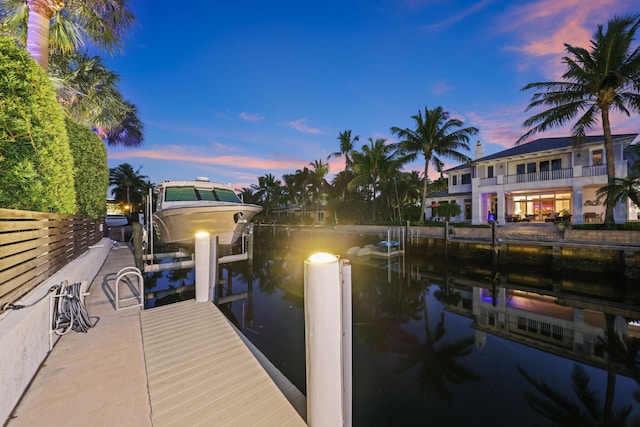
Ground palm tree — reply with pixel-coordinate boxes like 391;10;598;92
350;138;405;222
49;52;143;146
308;159;330;222
393;171;424;222
519;14;640;227
328;130;359;172
1;2;143;147
109;163;147;214
252;173;282;218
293;167;311;216
595;160;640;210
282;173;300;215
0;0;135;71
391;106;477;222
237;186;259;205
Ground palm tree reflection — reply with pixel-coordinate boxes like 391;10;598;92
394;286;481;401
518;312;640;426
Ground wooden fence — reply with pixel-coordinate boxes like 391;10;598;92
0;208;103;307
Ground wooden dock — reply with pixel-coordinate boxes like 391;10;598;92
141;300;306;427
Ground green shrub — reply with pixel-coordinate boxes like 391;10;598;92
66;118;108;219
0;37;76;213
300;215;315;225
624;222;640;231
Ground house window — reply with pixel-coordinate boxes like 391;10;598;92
551;158;562;170
452;175;458;186
516;164;525;175
592;150;603;166
487;166;494;178
527;162;536;173
461;173;471;185
539;161;549;172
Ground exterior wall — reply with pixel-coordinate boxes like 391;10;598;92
468;140;632;225
427;136;636;225
0;239;112;422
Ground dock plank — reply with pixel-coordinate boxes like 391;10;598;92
141;300;306;427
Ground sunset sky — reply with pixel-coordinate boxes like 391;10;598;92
104;0;639;189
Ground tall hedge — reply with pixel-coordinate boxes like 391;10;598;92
65;118;108;219
0;37;76;214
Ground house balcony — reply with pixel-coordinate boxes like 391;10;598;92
478;165;607;187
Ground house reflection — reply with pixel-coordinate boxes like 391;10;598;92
432;265;640;378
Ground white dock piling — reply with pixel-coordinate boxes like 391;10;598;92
209;235;219;303
195;232;210;302
304;253;352;427
342;260;352;427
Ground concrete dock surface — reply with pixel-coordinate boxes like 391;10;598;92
6;246;151;427
6;245;305;427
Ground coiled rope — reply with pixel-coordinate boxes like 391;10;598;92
53;280;97;334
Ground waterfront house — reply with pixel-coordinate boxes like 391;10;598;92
271;203;331;224
426;134;639;225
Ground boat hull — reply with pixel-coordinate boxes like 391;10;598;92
153;203;262;246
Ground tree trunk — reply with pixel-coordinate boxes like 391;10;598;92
603;313;617;425
420;158;430;222
26;0;65;71
601;108;616;228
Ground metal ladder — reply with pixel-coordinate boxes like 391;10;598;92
115;266;144;310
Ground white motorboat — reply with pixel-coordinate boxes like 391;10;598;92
152;177;262;246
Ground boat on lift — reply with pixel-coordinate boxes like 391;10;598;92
152;177;262;246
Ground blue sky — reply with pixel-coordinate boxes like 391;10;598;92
104;0;639;189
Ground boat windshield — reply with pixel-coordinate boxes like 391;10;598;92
213;188;242;202
164;186;242;203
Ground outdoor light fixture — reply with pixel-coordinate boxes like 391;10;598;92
308;252;338;264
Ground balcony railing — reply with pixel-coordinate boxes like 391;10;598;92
502;168;574;185
478;177;498;186
581;164;607;177
478;165;608;187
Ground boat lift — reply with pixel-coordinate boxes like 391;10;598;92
139;188;255;274
129;188;256;306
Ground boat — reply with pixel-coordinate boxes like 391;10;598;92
152;177;262;246
346;240;404;258
375;240;399;251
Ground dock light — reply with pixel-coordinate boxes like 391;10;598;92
308;252;338;264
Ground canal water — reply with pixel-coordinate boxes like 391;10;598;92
144;230;640;427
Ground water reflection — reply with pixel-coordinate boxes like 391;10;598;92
144;234;640;426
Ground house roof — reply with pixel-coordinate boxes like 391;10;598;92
446;133;638;172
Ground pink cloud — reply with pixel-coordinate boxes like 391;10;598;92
109;146;308;172
501;0;630;78
239;112;264;122
431;80;453;95
284;118;324;134
422;0;493;31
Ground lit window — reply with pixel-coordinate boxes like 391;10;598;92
592;150;603;166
